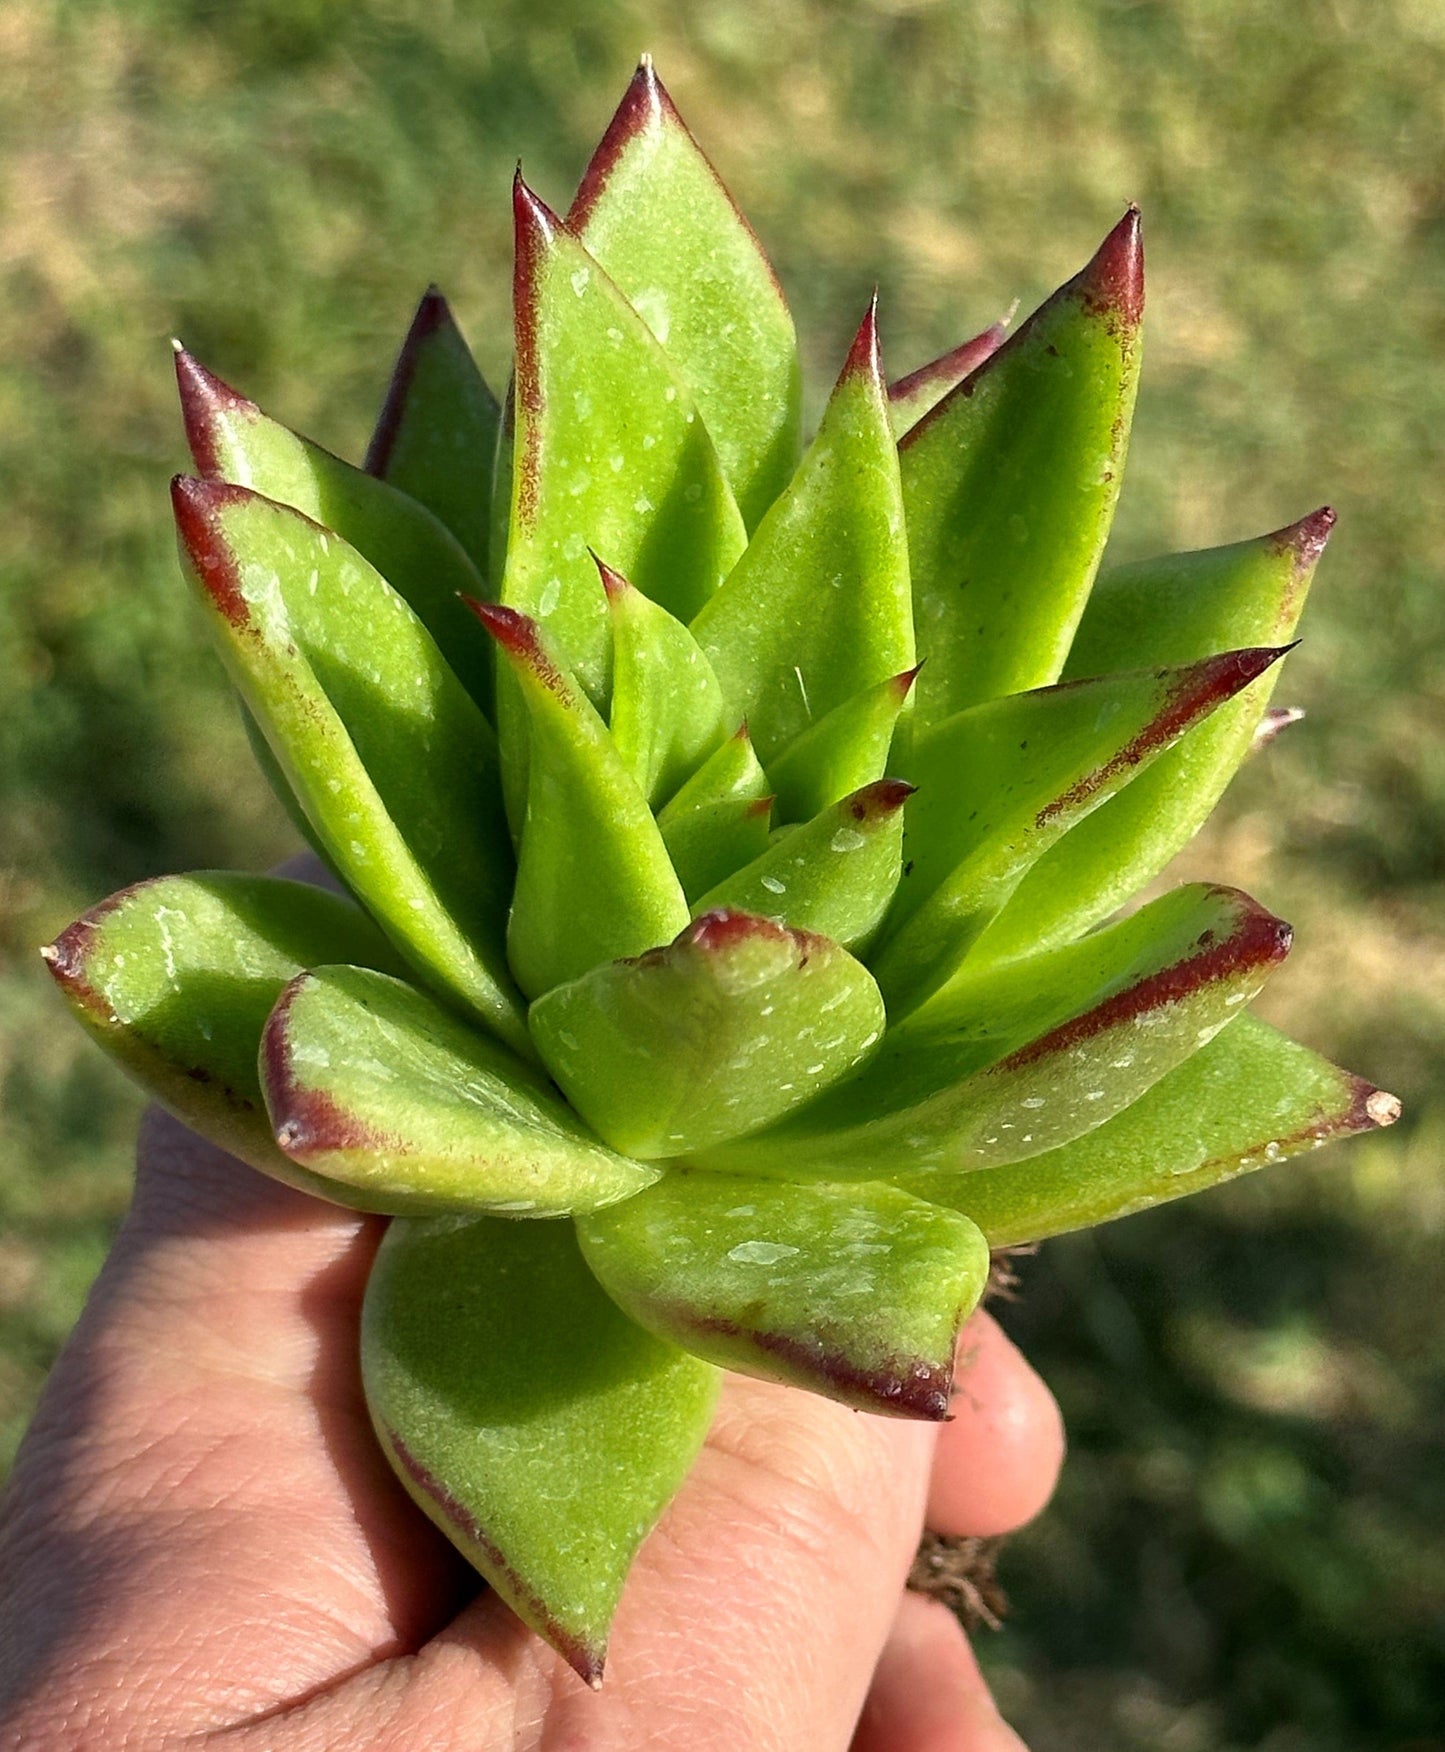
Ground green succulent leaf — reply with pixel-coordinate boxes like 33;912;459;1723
694;779;912;952
919;1015;1399;1245
569;60;802;530
365;287;502;591
41;873;405;1204
175;348;494;711
362;1214;720;1687
901;211;1143;726
974;509;1333;964
692;301;913;767
699;884;1291;1180
172;480;528;1051
501;175;747;707
656;724;774;899
766;667;917;824
528;910;885;1159
262;964;657;1214
598;555;728;807
473;603;689;998
577;1172;988;1418
887;318;1010;439
872;646;1287;1015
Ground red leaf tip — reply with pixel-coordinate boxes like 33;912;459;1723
173;348;259;477
569;57;672;228
365;287;459;477
1270;505;1336;573
1077;205;1144;329
849;778;915;822
840;291;883;387
591;551;632;602
892;663;924;700
888;320;1010;411
463;597;569;694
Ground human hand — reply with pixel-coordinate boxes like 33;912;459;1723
0;1102;1061;1751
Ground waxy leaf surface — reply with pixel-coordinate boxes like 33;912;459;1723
922;1016;1399;1244
887;319;1009;439
263;965;656;1214
570;61;802;529
578;1174;988;1418
363;1215;720;1686
701;884;1291;1180
176;349;494;709
975;510;1331;963
365;287;502;589
42;874;403;1203
528;910;884;1159
872;647;1286;1014
474;604;689;997
656;724;772;897
502;178;746;705
694;780;911;952
692;303;913;766
600;557;727;806
172;480;527;1052
766;668;915;824
901;211;1143;725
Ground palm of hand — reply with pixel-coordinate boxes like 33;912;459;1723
0;1108;1059;1750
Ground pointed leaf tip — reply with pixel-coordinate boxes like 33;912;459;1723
592;551;630;601
173;349;258;476
1271;505;1336;572
463;596;558;673
842;293;883;383
852;777;915;819
1037;645;1292;828
1077;205;1144;327
362;286;459;477
569;58;671;228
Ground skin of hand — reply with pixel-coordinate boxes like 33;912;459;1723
0;1095;1063;1752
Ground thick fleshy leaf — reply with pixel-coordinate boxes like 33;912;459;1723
528;910;885;1159
262;965;656;1214
569;60;802;529
365;287;502;587
901;210;1143;725
172;479;527;1052
871;647;1287;1014
699;885;1291;1181
656;723;772;898
920;1016;1400;1244
692;301;913;766
577;1173;988;1417
175;347;494;710
766;667;917;823
694;779;911;952
501;175;746;706
363;1215;720;1686
972;510;1333;965
41;873;409;1205
598;556;727;806
887;318;1010;439
471;603;689;998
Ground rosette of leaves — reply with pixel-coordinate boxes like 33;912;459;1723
45;61;1399;1687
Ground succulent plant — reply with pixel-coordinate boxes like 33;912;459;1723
44;59;1400;1688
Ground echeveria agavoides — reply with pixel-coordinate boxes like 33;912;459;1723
46;61;1398;1683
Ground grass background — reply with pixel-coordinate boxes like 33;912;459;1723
2;0;1442;1744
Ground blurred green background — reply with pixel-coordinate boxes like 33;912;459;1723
2;0;1442;1744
